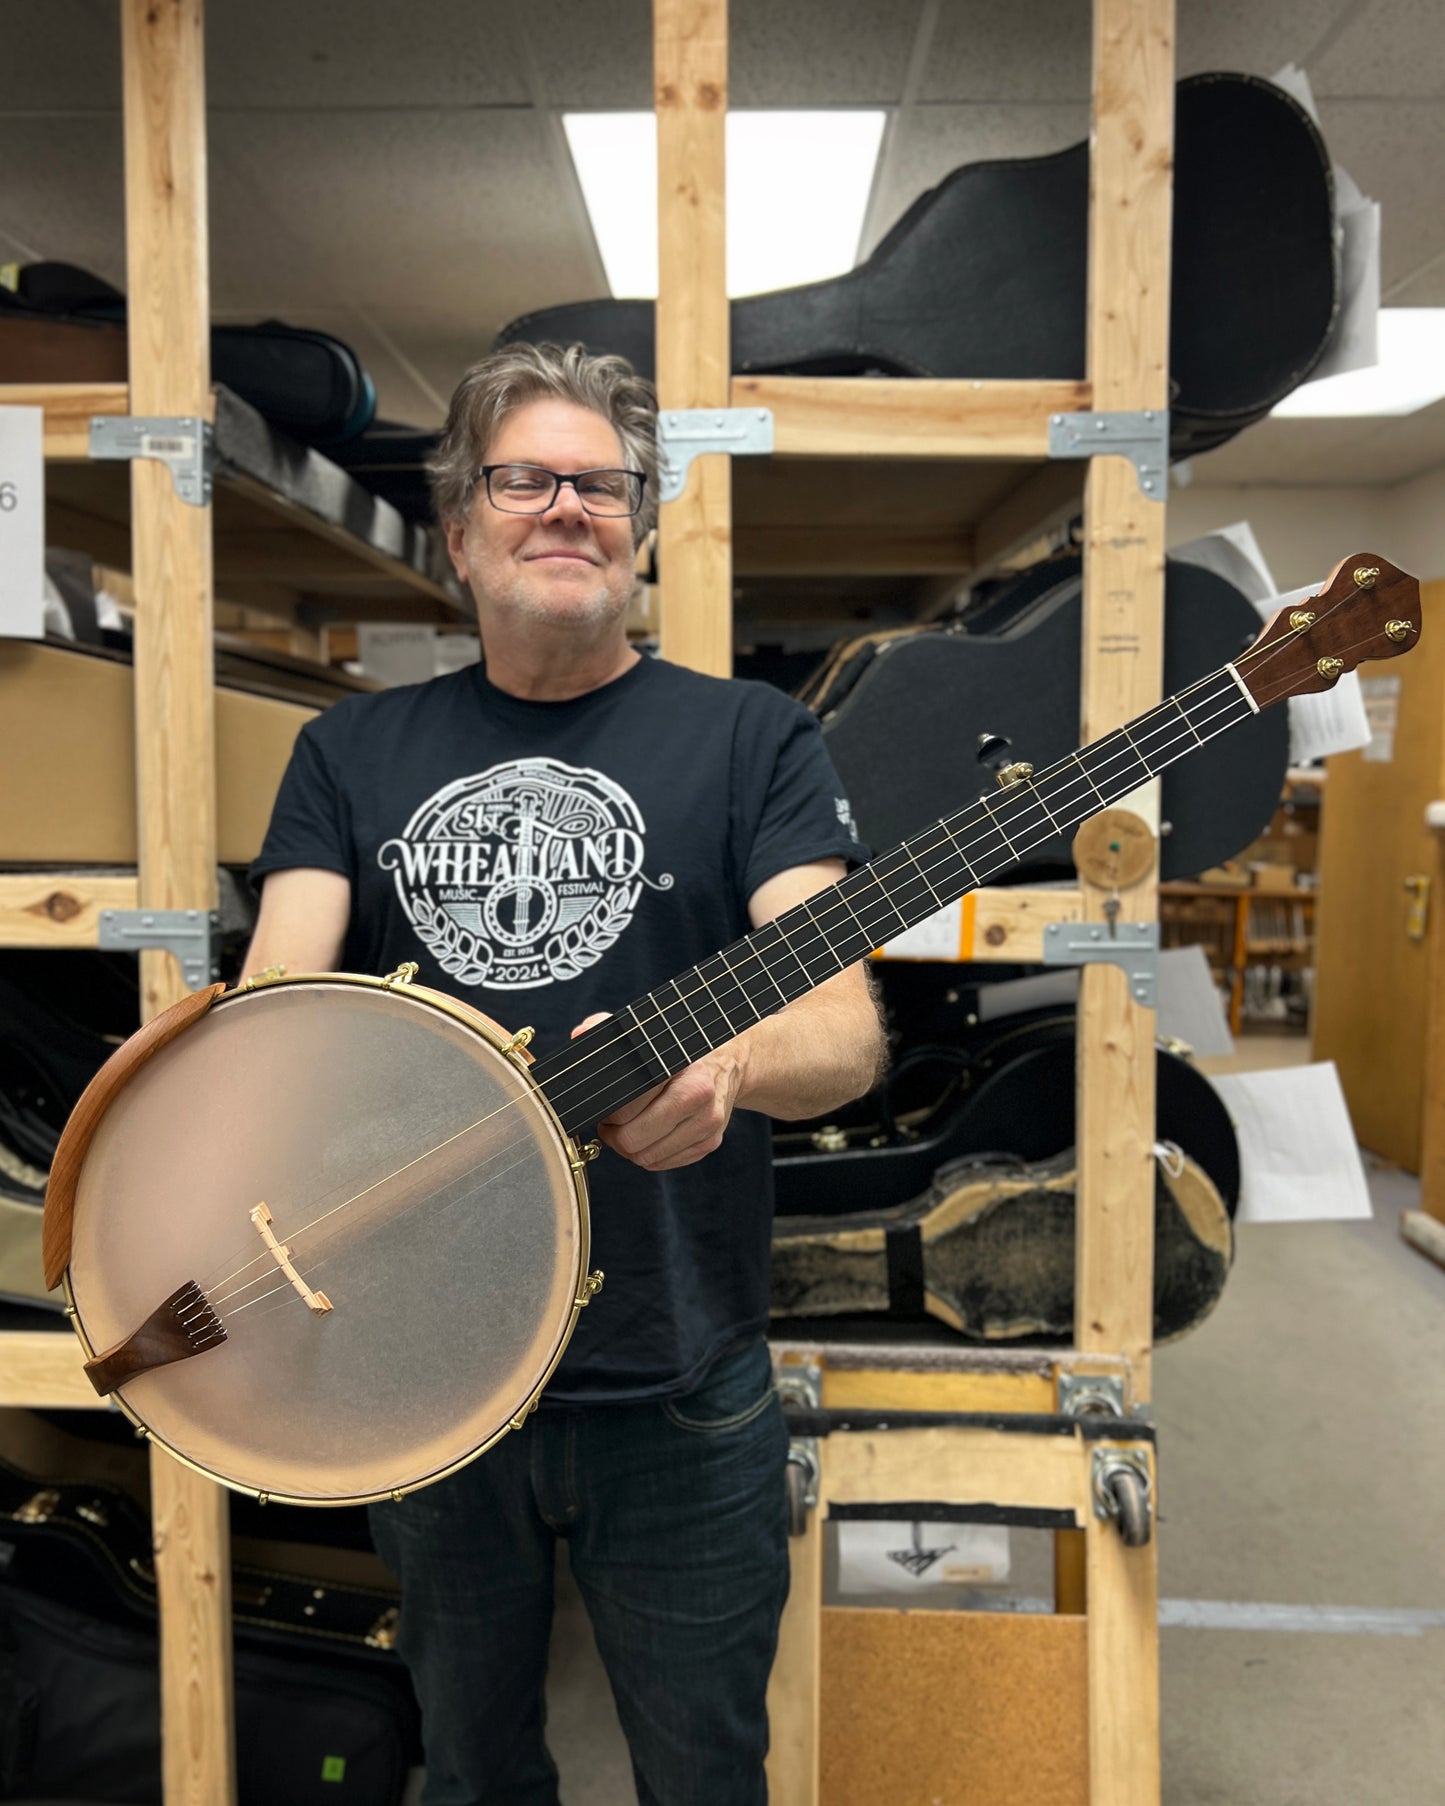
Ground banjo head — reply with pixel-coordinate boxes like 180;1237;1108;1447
65;977;589;1505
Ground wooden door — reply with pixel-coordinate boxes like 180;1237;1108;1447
1313;578;1445;1170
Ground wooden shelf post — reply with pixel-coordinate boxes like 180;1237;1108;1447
1076;1;1173;1801
654;0;732;677
121;1;236;1799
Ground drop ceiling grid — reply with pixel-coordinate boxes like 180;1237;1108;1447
1;0;1441;480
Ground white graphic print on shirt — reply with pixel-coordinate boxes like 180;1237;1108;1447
377;757;674;990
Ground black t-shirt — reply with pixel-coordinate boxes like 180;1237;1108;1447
250;653;864;1400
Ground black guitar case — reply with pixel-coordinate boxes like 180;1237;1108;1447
773;1008;1240;1223
0;263;377;447
496;73;1336;457
810;554;1289;883
770;1145;1233;1345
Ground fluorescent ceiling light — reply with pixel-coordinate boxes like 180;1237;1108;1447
563;110;886;300
1271;310;1445;418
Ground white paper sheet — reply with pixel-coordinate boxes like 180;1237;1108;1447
1250;580;1372;764
1157;944;1234;1057
0;406;44;639
1210;1061;1372;1224
836;1520;1011;1597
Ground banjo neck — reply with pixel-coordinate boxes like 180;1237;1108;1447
527;554;1420;1140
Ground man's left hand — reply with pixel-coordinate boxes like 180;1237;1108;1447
570;1012;744;1172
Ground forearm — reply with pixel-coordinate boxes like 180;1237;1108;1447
730;964;885;1121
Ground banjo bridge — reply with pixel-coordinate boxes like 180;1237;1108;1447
251;1203;334;1315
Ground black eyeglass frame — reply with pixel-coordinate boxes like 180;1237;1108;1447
475;463;648;518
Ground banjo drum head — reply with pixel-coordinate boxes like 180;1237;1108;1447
65;979;587;1505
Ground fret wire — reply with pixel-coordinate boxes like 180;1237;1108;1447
820;881;874;953
541;683;1263;1127
771;909;837;985
750;922;793;1007
626;1001;671;1077
713;948;765;1024
577;675;1260;1112
1171;694;1206;748
695;952;755;1035
1117;723;1153;783
975;792;1019;856
901;845;944;905
912;821;971;895
839;871;907;941
1071;751;1108;808
646;991;694;1069
662;976;712;1062
938;818;980;883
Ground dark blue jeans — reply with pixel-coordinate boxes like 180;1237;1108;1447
368;1337;790;1806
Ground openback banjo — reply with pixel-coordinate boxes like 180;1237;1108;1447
43;554;1421;1506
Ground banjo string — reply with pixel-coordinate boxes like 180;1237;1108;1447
199;600;1368;1315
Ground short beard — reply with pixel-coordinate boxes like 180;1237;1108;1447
490;566;633;634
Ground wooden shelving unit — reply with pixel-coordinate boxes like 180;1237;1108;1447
2;0;1175;1798
0;5;459;1799
652;2;1171;1802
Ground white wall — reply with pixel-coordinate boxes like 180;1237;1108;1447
1166;465;1445;592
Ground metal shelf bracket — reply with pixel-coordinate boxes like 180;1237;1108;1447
89;415;215;507
98;908;220;991
1042;919;1158;1009
656;407;774;503
1047;408;1168;501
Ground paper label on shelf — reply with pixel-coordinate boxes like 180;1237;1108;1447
1359;675;1400;763
836;1520;1011;1597
1210;1061;1372;1224
876;897;963;961
356;624;439;688
0;406;44;639
1157;943;1234;1058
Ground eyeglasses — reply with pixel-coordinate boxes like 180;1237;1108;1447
477;463;647;518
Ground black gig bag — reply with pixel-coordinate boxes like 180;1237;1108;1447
0;1587;411;1806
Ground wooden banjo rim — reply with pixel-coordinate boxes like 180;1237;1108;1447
61;967;599;1509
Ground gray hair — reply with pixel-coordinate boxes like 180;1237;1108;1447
429;341;659;545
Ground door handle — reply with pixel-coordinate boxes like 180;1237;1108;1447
1404;874;1430;942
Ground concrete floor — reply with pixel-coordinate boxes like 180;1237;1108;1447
407;1034;1445;1804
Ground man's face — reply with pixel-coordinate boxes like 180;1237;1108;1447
446;397;638;633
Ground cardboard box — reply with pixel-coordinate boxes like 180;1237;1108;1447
0;639;315;865
1250;863;1298;894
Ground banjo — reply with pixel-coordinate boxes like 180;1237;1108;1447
43;553;1420;1507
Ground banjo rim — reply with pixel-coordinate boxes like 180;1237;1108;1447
62;967;598;1508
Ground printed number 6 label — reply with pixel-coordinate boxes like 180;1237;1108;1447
0;405;44;635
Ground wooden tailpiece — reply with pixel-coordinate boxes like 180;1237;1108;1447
251;1203;333;1314
83;1278;227;1397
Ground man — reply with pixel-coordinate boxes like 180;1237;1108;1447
245;342;885;1806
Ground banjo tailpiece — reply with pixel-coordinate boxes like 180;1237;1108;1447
82;1278;227;1398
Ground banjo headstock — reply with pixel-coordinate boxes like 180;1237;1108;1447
1237;554;1421;712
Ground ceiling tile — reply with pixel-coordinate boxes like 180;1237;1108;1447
0;0;117;112
1174;0;1345;81
519;1;653;109
863;103;1089;255
204;0;529;109
0;116;125;284
1189;397;1445;486
727;0;925;106
1310;0;1445;98
208;109;599;319
918;1;1091;102
1315;98;1445;293
1384;258;1445;305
